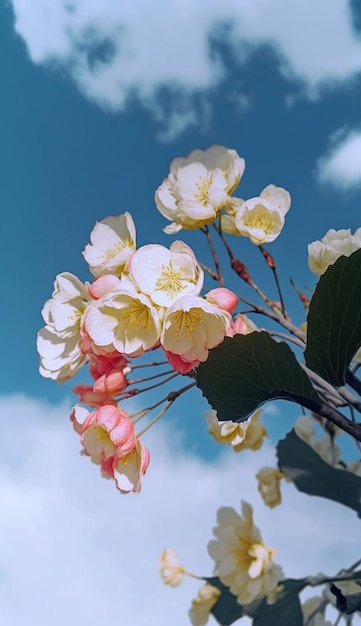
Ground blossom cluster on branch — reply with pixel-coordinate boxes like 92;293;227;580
37;144;361;624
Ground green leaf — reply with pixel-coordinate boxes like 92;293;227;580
277;430;361;515
196;332;321;423
245;579;307;626
207;577;245;625
304;249;361;385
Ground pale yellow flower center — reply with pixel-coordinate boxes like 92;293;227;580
119;300;154;331
247;543;275;579
104;238;132;259
174;308;203;340
243;209;275;234
155;261;185;297
195;176;211;206
95;425;111;444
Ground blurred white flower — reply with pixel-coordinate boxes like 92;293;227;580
308;227;361;276
208;501;283;605
206;410;252;449
313;436;340;465
158;548;185;587
188;584;221;626
302;596;332;626
294;415;316;444
256;466;284;509
206;409;267;452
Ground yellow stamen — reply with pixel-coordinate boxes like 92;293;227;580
244;208;276;234
155;260;185;297
195;176;211;206
104;238;132;260
119;300;153;331
174;308;203;340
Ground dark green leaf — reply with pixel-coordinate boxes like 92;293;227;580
277;430;361;515
207;577;244;625
245;579;306;626
196;332;321;423
305;249;361;385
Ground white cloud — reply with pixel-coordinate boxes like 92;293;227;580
0;393;360;626
9;0;361;139
317;127;361;190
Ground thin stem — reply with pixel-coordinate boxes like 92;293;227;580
137;402;174;436
128;369;175;385
117;372;179;400
236;293;307;343
268;331;306;349
201;225;224;286
136;381;197;436
199;261;218;281
289;276;310;310
299;364;347;407
316;403;361;441
130;396;171;423
309;570;361;586
130;360;169;369
259;245;287;318
212;223;283;315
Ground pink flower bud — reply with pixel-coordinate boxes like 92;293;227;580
164;350;200;374
227;314;258;337
88;274;121;299
72;384;117;408
205;288;238;313
93;368;127;395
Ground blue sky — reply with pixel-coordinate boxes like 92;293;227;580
1;1;361;625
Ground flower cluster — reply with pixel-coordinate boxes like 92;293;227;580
155;145;291;245
37;209;239;492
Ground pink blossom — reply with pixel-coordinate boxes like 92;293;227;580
93;367;127;395
81;405;136;459
227;314;258;337
88;353;127;379
88;274;122;299
113;438;150;494
164;350;200;374
73;384;117;408
205;288;238;313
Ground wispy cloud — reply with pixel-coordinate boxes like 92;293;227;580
9;0;361;139
316;127;361;191
1;393;360;625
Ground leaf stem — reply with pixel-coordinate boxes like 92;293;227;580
201;225;224;286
